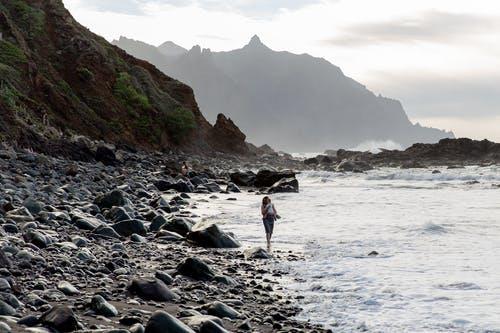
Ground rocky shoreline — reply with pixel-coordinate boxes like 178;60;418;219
0;142;328;333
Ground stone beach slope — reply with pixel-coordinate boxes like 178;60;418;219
0;142;327;333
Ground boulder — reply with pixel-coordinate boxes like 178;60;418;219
0;300;15;315
161;217;195;236
154;180;194;193
266;177;299;194
90;295;118;317
336;160;373;173
39;305;79;332
128;278;179;302
95;145;117;166
94;190;126;209
182;315;223;328
199;320;229;333
226;182;241;193
187;223;241;248
229;171;256;187
206;301;241;319
243;247;270;259
176;257;216;281
255;169;296;187
23;197;43;215
145;311;195;333
112;219;147;237
150;215;168;232
91;225;121;239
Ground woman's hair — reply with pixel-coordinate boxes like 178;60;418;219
262;196;270;205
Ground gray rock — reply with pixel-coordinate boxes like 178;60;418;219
226;182;241;193
128;278;179;302
161;217;195;236
183;315;223;328
91;295;118;317
154;271;173;285
94;190;126;209
199;320;229;333
206;301;241;319
187;223;241;248
57;281;79;296
0;300;15;315
176;257;216;281
266;177;299;194
130;323;145;333
23;197;43;215
149;215;168;232
92;225;121;239
243;247;270;259
112;219;147;237
0;322;11;333
39;305;79;332
131;234;147;243
145;311;195;333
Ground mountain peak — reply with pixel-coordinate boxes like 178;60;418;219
245;35;267;49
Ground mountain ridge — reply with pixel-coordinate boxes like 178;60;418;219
0;0;248;155
114;35;454;152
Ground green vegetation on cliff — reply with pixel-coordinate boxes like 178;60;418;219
164;107;197;143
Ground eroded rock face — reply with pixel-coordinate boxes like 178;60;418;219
211;114;248;155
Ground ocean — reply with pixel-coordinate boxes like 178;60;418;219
196;166;500;332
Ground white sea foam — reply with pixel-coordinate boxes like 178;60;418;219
194;167;500;332
349;140;404;153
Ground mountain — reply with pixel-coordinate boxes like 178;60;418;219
0;0;247;154
158;41;187;57
114;35;454;152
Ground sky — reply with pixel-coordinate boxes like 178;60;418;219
63;0;500;142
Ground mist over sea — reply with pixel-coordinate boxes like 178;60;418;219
196;166;500;332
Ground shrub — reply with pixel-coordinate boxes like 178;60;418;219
114;72;151;112
0;40;27;66
0;64;21;86
0;83;20;110
6;0;45;38
76;67;94;82
163;107;197;143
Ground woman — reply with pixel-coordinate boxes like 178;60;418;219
261;196;277;251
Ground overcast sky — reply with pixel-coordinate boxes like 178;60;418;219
63;0;500;141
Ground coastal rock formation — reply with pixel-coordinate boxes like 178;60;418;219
0;0;246;155
114;35;454;151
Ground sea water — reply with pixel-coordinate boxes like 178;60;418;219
195;166;500;332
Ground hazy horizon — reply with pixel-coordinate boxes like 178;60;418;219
63;0;500;143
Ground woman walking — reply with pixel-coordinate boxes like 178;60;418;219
261;196;277;251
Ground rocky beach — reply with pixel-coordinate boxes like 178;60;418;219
0;138;330;333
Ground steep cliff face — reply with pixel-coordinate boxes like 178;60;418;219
115;35;454;152
0;0;244;154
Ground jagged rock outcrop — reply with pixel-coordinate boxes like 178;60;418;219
211;114;248;154
0;0;246;155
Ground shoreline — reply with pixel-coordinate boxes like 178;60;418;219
0;144;329;333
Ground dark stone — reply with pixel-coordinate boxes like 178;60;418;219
94;190;126;209
90;295;118;317
96;145;117;166
150;215;168;232
161;217;195;236
206;301;241;319
266;177;299;194
112;219;147;237
92;225;121;239
39;305;79;332
255;169;296;187
176;257;216;281
187;223;240;248
199;320;230;333
145;311;195;333
128;278;179;302
229;171;256;187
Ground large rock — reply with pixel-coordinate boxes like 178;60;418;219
0;300;15;315
199;320;229;333
112;219;147;237
94;190;126;209
266;177;299;193
39;305;79;332
154;180;194;193
90;295;118;317
95;145;117;166
161;217;195;236
91;225;121;239
210;114;249;154
176;257;216;281
243;247;270;260
206;301;242;320
254;169;296;187
146;311;195;333
128;278;179;302
187;223;240;248
336;159;373;173
229;171;256;187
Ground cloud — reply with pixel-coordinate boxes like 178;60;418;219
325;10;499;46
369;73;500;118
79;0;323;17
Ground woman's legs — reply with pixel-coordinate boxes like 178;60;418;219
266;232;272;251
